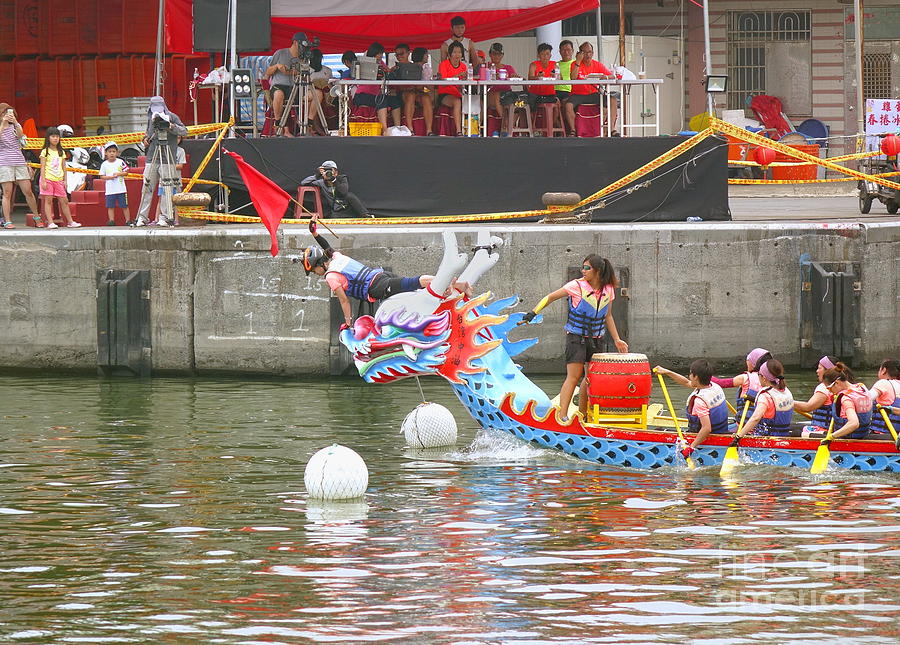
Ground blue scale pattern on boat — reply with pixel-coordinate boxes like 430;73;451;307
452;384;900;472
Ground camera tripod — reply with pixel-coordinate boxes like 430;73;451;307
275;61;328;136
134;126;179;226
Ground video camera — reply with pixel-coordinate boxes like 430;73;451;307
152;112;171;132
292;32;320;67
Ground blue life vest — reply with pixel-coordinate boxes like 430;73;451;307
870;380;900;435
686;383;731;434
327;253;383;301
755;386;794;437
809;384;834;429
832;386;873;439
734;371;761;424
564;280;610;337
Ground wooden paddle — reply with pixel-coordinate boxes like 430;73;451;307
654;370;695;470
720;399;750;477
809;418;835;475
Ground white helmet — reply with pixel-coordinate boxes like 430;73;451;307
57;124;74;136
70;147;90;165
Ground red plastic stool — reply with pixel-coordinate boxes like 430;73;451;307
507;103;533;137
350;104;378;123
295;185;323;219
434;105;457;136
575;104;602;137
411;106;428;136
533;101;566;137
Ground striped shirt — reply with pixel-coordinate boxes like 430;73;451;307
0;125;26;167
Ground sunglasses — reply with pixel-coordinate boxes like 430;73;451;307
581;264;593;271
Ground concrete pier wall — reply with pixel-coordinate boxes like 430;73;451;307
0;222;897;375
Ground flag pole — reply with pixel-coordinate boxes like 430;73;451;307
154;0;165;96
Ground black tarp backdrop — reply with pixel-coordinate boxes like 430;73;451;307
182;136;730;222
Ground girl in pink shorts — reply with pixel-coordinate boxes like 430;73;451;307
38;127;79;228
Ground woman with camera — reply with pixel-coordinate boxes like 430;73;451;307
0;103;41;228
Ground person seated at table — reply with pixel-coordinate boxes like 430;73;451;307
566;42;615;137
397;47;435;136
556;40;576;135
352;42;401;135
306;48;334;135
340;50;357;80
440;15;481;66
483;42;516;136
528;43;559;109
438;41;468;136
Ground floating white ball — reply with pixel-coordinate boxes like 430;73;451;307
402;402;458;448
304;444;369;500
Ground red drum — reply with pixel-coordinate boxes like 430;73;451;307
587;353;652;414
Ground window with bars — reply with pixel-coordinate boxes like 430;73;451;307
726;11;811;113
864;52;892;100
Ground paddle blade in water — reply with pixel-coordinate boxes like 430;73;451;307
720;446;740;476
810;443;831;474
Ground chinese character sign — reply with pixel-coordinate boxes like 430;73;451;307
865;99;900;135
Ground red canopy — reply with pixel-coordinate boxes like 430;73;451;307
166;0;600;54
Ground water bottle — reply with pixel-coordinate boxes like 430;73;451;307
466;65;473;81
423;62;432;81
686;216;703;222
554;65;560;80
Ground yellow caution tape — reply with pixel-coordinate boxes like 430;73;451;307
25;162;229;191
180;209;552;226
23;122;230;150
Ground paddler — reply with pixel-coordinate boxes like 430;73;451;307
711;347;773;423
732;359;795;438
519;254;628;420
868;358;900;436
793;355;843;437
655;359;733;460
822;364;874;439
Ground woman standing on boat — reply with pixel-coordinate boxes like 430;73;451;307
732;359;794;438
794;355;843;437
711;347;772;422
822;364;874;439
867;358;899;435
520;254;627;419
655;359;732;459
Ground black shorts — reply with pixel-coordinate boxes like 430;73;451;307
368;272;422;300
353;93;402;110
271;84;292;98
555;90;571;101
567;93;602;107
564;333;605;365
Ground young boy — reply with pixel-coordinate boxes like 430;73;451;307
98;142;129;226
655;359;733;458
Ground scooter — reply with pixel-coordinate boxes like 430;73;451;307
858;136;899;215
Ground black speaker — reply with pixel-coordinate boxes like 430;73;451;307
193;0;271;53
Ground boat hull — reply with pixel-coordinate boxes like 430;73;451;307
452;385;900;472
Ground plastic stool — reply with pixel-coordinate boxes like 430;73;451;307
575;104;602;138
507;103;533;137
295;185;323;219
533;101;565;137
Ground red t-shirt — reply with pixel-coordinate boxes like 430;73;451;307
529;60;557;96
571;59;612;95
438;59;467;97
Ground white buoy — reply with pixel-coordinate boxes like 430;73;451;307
402;402;458;448
304;444;369;500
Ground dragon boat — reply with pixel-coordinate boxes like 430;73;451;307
340;231;900;473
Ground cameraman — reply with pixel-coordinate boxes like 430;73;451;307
132;96;188;227
300;160;372;219
266;32;311;135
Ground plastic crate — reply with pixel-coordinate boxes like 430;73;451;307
349;122;383;136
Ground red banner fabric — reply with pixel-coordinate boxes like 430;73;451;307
223;149;290;256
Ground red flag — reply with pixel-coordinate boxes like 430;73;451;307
224;149;290;256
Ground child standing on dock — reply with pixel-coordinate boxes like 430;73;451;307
99;142;129;226
39;127;79;228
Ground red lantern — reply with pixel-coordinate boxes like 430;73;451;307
881;134;900;157
754;146;777;167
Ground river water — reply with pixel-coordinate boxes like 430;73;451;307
1;371;898;644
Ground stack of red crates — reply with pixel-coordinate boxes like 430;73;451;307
0;0;214;134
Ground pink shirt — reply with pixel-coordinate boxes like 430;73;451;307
871;379;900;405
813;382;833;406
690;397;710;419
562;280;615;309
